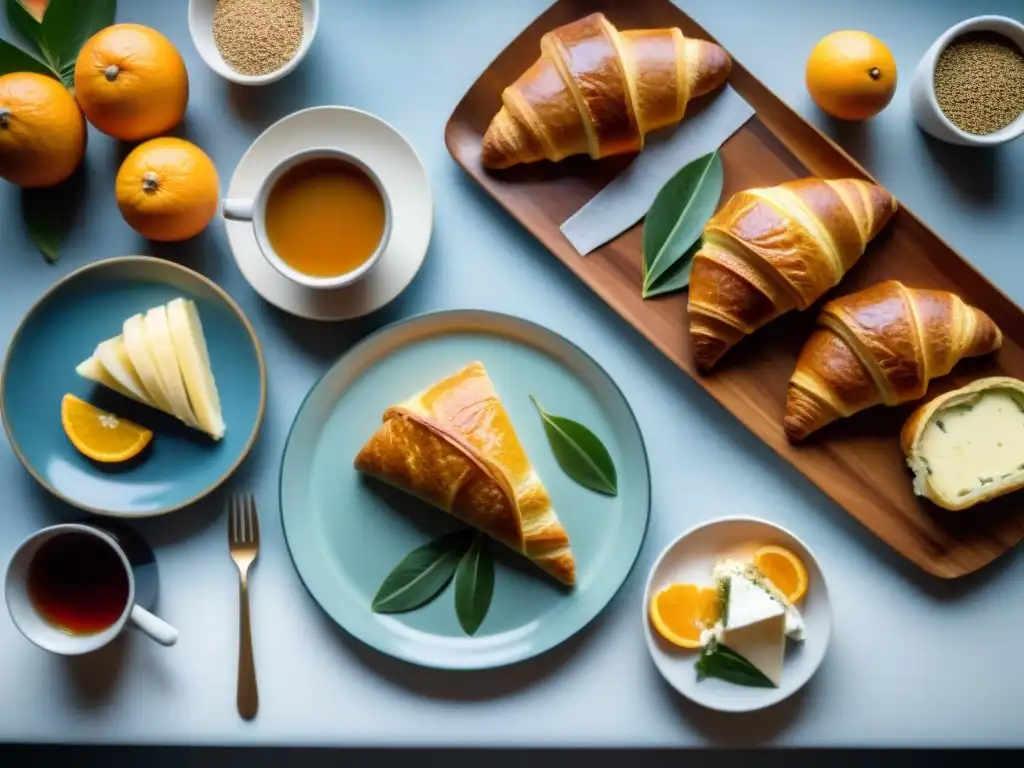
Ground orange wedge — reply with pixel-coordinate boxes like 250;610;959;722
754;545;808;603
61;394;152;463
649;583;719;649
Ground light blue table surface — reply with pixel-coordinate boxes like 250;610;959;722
1;0;1023;749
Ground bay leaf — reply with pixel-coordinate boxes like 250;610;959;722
371;530;474;614
642;150;723;293
0;37;53;77
39;0;115;83
454;534;494;636
695;639;775;688
530;395;618;496
641;238;703;298
21;188;62;262
6;0;43;49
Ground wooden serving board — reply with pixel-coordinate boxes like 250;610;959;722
444;0;1024;578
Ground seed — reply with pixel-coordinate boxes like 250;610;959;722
213;0;304;77
933;31;1024;135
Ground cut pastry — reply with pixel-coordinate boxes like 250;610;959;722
353;361;576;585
167;298;225;440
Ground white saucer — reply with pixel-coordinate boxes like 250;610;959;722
225;106;433;321
642;517;833;713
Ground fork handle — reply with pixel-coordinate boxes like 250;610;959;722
237;574;258;719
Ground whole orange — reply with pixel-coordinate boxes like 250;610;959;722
75;23;189;141
806;30;897;121
115;138;220;242
0;72;86;188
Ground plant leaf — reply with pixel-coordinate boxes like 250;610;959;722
0;38;54;77
371;530;474;614
38;0;115;76
695;639;775;688
642;150;723;291
21;188;62;262
529;395;617;496
6;0;43;49
454;534;494;636
641;238;703;298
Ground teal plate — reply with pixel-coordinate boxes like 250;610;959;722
281;310;650;669
1;257;266;517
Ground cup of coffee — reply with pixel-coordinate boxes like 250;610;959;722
5;522;178;655
223;147;393;291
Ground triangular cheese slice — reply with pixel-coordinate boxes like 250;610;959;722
75;356;151;408
123;312;174;414
95;336;151;405
167;298;225;440
145;305;201;429
354;361;576;585
721;612;786;687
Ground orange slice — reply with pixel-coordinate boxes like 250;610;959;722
649;583;719;649
754;545;808;603
61;394;152;463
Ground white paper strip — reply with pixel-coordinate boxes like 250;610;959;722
560;86;756;256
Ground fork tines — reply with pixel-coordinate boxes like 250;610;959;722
229;493;260;545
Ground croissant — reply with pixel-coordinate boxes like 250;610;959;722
785;280;1003;440
480;12;732;169
353;361;575;585
687;178;897;371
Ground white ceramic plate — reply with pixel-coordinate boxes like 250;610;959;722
642;517;832;713
224;106;433;321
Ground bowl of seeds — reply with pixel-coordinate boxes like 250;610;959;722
189;0;319;86
910;15;1024;146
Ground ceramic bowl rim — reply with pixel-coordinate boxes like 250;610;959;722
277;307;652;670
187;0;320;86
641;514;833;712
0;255;268;518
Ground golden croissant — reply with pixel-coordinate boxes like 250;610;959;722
480;12;732;169
353;361;575;585
687;177;897;371
785;280;1003;440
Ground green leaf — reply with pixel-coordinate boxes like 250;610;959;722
39;0;115;77
454;534;494;636
529;395;618;496
641;238;703;298
371;530;474;614
6;0;43;49
695;639;775;688
642;150;723;293
22;189;63;262
0;38;54;78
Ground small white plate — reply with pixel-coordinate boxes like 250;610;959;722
225;106;433;321
642;517;832;713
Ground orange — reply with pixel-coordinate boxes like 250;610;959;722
61;394;152;464
806;30;897;121
0;72;86;188
115;137;220;242
649;583;719;649
21;0;47;21
74;23;189;141
753;546;808;604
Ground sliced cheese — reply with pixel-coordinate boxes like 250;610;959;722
94;335;151;405
721;612;786;687
75;356;151;408
167;298;225;440
145;305;200;429
721;571;785;630
123;313;173;414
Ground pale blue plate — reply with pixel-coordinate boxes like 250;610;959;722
1;257;266;518
280;310;650;669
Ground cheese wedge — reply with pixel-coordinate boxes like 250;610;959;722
145;305;200;429
75;356;151;408
123;313;173;414
94;336;151;405
167;298;225;440
721;612;786;687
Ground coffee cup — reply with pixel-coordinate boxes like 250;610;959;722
222;147;393;291
5;522;178;655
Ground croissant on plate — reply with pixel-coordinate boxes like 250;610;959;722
784;280;1003;440
480;12;732;169
353;361;575;585
687;177;897;371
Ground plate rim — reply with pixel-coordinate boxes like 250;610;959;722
0;255;268;518
226;104;434;322
641;515;833;713
278;307;652;670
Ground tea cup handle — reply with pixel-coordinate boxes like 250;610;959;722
130;604;179;647
222;198;255;221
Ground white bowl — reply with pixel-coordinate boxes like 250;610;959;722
642;516;833;713
188;0;319;86
909;15;1024;146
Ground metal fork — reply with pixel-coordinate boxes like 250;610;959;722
228;494;260;720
